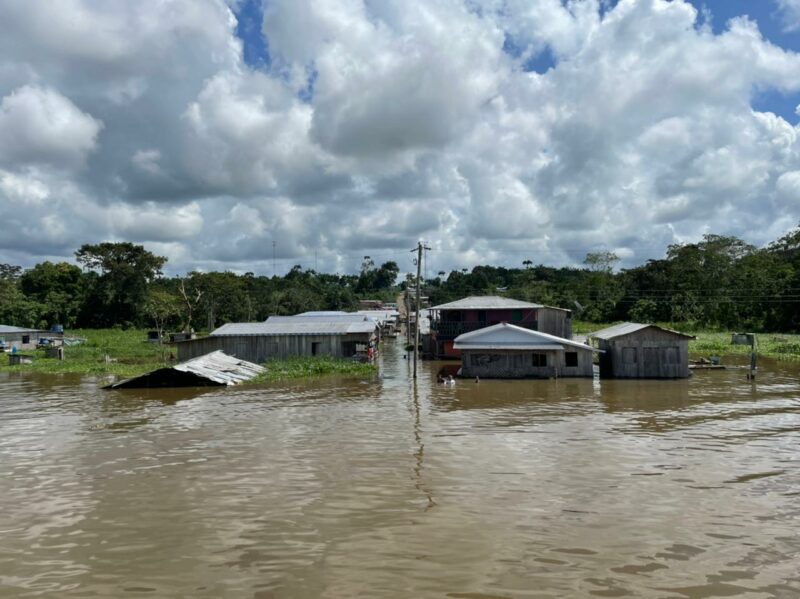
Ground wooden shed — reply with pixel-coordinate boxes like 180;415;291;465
454;323;597;379
588;323;695;379
176;314;379;363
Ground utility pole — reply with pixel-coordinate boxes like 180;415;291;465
412;241;430;379
272;240;276;278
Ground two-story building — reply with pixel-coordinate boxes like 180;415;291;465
428;296;572;359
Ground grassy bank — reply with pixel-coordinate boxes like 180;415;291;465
689;332;800;361
0;329;167;378
0;329;379;381
251;356;377;383
574;320;800;361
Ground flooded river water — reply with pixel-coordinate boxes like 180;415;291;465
1;341;799;598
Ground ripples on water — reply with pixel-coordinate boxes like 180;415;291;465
0;347;799;598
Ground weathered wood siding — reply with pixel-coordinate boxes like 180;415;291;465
460;348;593;379
597;330;690;379
536;308;572;339
177;333;373;363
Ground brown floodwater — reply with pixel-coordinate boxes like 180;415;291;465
1;343;799;598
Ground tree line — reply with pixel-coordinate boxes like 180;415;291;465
1;224;799;333
0;244;400;332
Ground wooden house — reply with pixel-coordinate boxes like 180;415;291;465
176;313;379;363
454;323;597;379
429;296;572;359
588;322;695;379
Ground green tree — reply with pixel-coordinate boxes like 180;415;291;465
0;263;44;327
75;242;167;327
20;261;85;327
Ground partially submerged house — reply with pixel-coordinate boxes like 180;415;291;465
108;351;264;389
176;313;380;363
454;323;597;379
587;322;695;379
0;325;61;351
429;296;573;359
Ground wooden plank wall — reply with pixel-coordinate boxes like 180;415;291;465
598;330;690;379
460;349;593;379
176;334;371;363
537;309;572;339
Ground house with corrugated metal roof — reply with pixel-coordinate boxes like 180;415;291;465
587;322;695;379
0;325;57;351
176;313;380;363
428;296;572;359
454;323;597;379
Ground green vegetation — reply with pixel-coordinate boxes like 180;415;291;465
689;332;800;361
0;329;166;378
0;329;380;381
251;356;377;383
2;224;800;337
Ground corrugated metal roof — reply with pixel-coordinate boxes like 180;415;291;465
431;296;571;313
454;322;597;351
431;296;544;310
212;323;275;336
212;315;378;336
109;350;264;388
0;325;43;334
587;322;695;341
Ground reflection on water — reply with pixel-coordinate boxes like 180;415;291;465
1;343;799;597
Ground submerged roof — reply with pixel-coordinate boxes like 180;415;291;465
587;322;695;341
454;322;596;351
212;314;378;336
109;350;264;389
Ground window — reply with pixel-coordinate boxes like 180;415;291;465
565;352;578;367
622;347;637;364
311;342;321;356
22;335;30;344
512;309;523;322
532;352;547;367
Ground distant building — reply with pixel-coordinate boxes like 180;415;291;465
454;323;597;379
0;325;59;351
176;313;379;363
588;322;695;379
429;296;572;359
